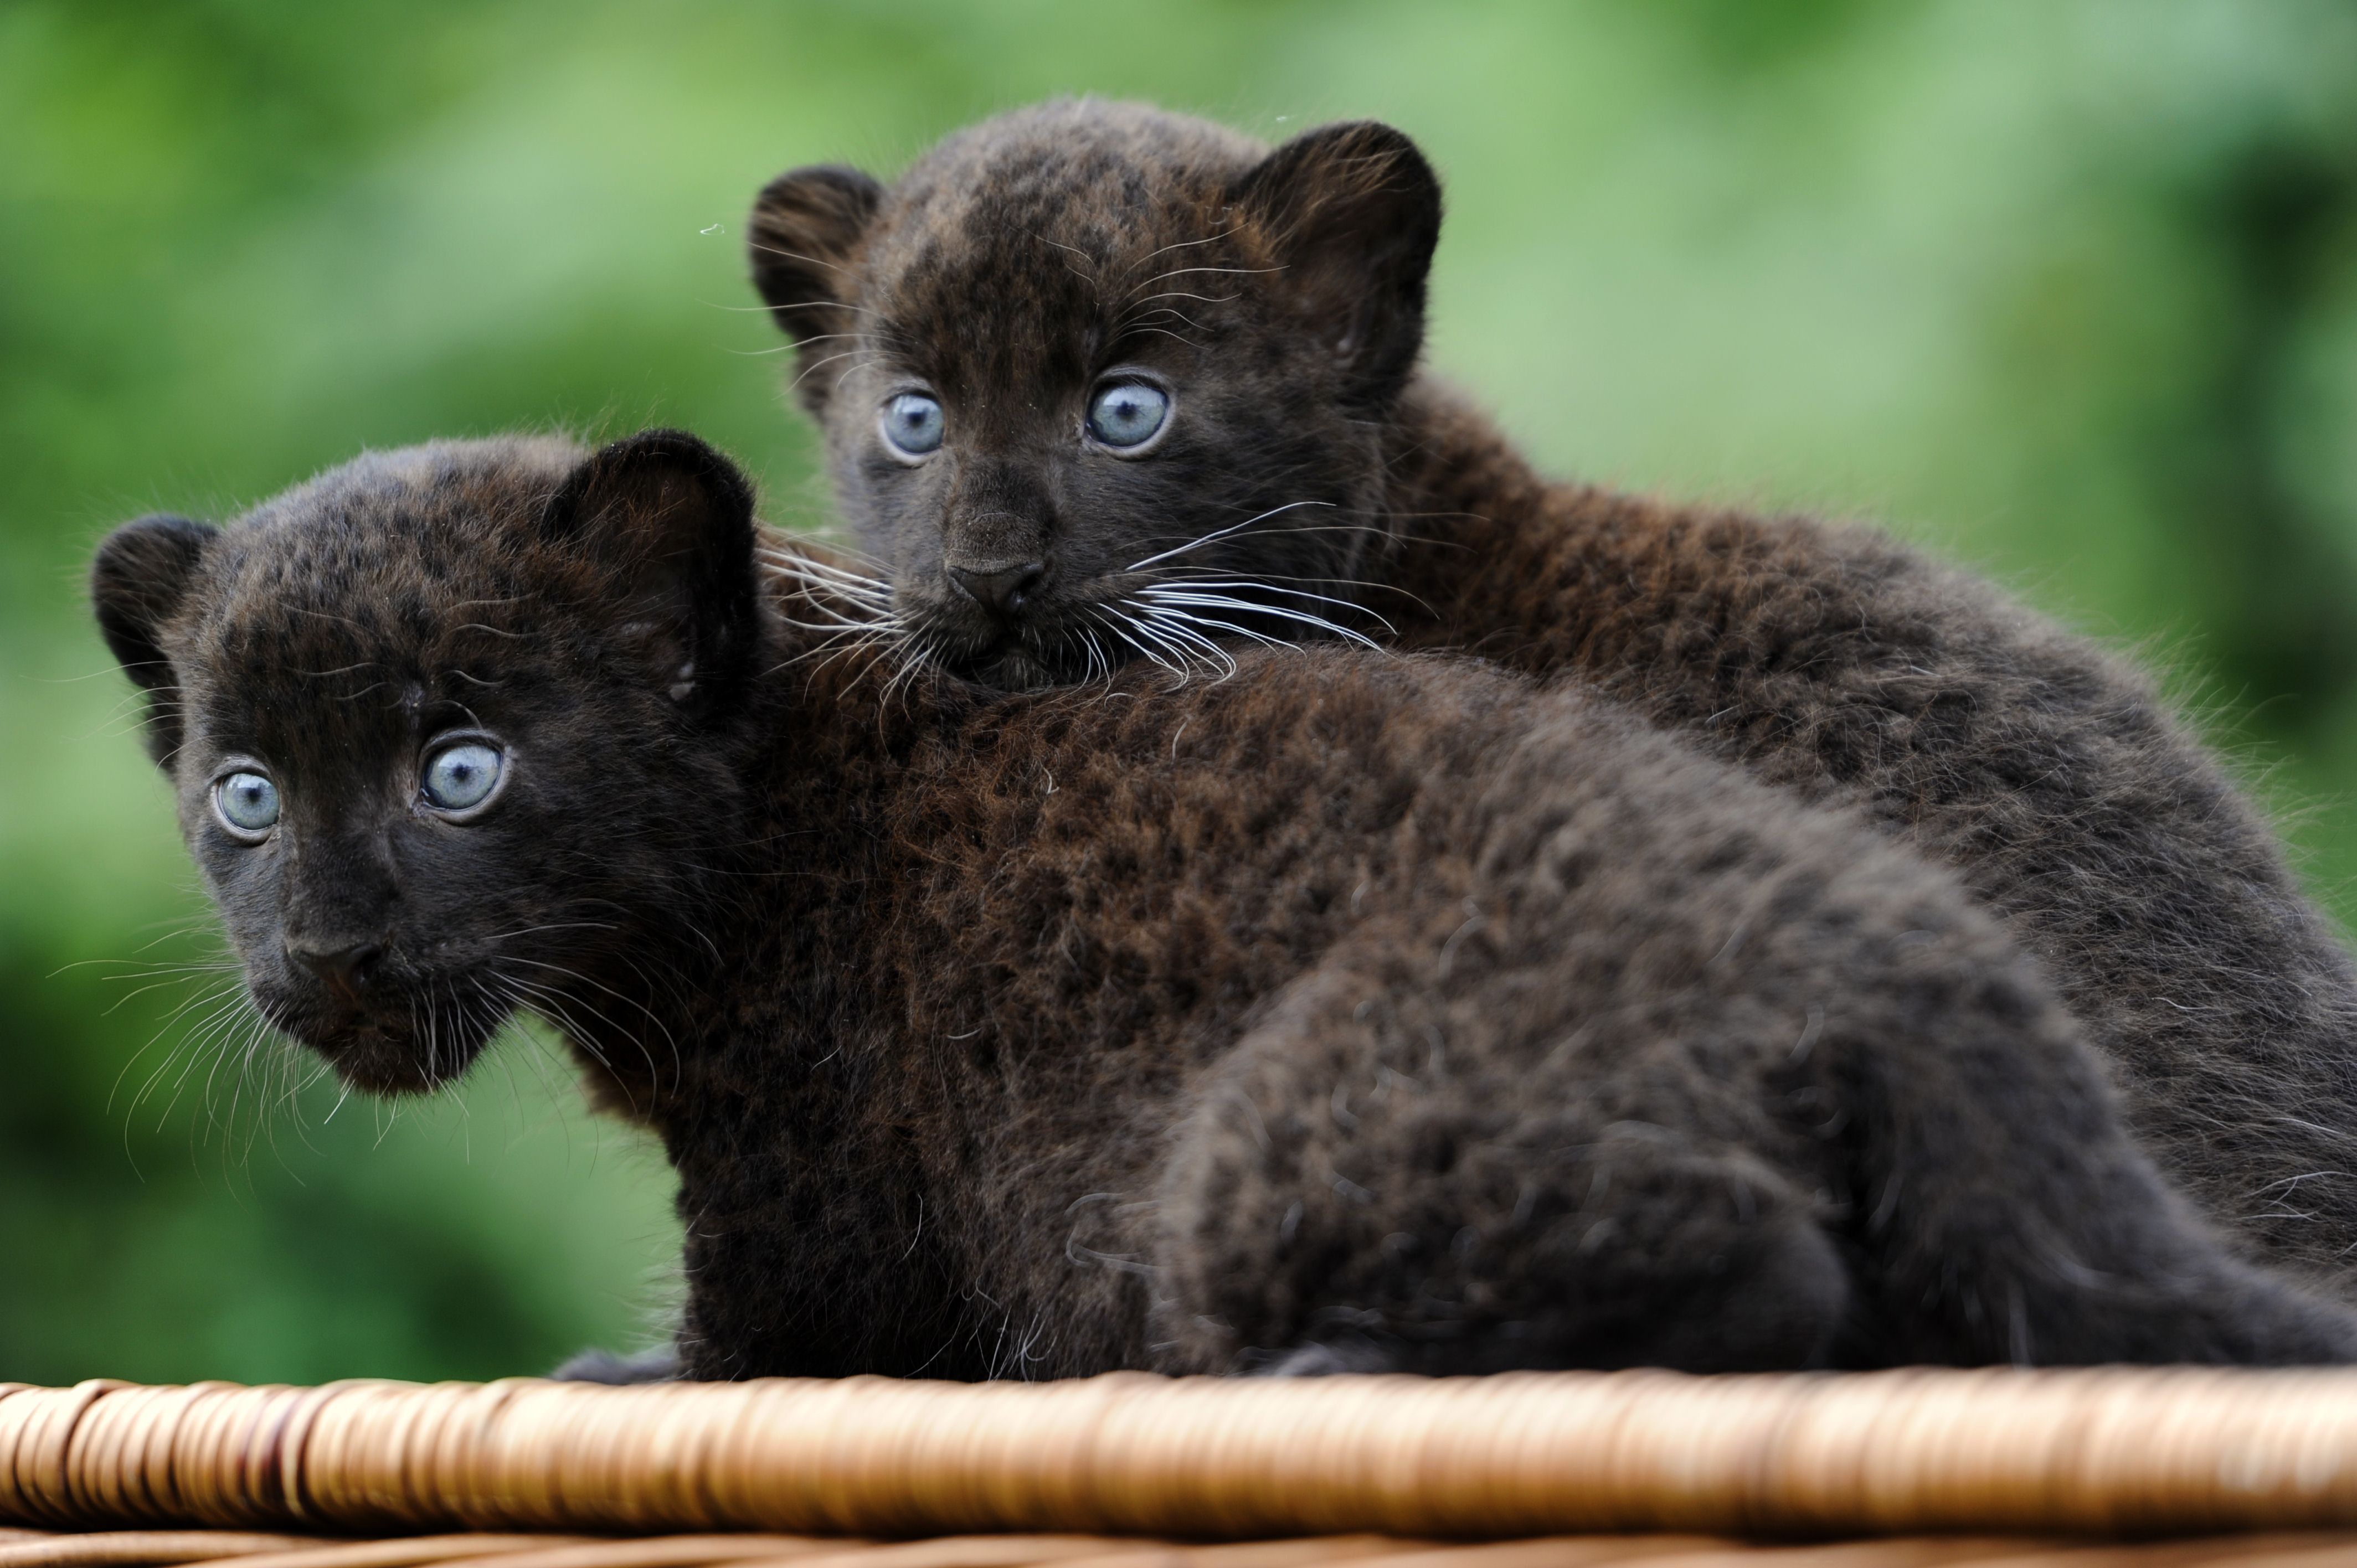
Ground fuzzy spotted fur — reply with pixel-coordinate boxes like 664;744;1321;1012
750;100;2357;1287
91;432;2357;1376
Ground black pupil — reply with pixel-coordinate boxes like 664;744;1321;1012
1099;388;1160;442
223;776;272;828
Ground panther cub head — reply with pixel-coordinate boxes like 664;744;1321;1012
750;99;1443;689
90;431;762;1098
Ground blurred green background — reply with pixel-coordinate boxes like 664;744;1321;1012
6;0;2357;1384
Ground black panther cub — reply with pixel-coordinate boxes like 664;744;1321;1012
749;99;2357;1287
91;430;2357;1377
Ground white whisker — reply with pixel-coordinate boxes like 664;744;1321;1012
1124;501;1336;572
1139;577;1397;635
1136;588;1386;651
1131;606;1243;679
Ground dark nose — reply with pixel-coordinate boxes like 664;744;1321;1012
287;938;385;997
947;560;1044;617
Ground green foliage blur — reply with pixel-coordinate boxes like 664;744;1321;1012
5;0;2357;1384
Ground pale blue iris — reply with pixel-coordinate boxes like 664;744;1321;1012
423;742;502;811
882;393;945;456
216;772;279;833
1088;383;1169;447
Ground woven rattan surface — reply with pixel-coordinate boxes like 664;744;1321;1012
10;1373;2357;1556
4;1530;2357;1568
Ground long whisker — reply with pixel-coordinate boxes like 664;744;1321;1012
1085;606;1184;681
756;551;895;594
1137;577;1398;635
1124;501;1336;572
788;348;880;395
498;957;682;1092
1129;605;1243;679
1116;261;1279;303
495;973;642;1111
1157;563;1437;616
1136;589;1385;652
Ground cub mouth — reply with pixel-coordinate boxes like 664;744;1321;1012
924;612;1125;693
951;641;1067;692
258;987;507;1096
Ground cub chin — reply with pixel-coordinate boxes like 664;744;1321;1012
749;98;2357;1290
92;430;2357;1378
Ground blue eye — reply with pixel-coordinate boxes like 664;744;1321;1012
881;393;945;457
422;742;503;812
214;771;280;834
1087;382;1170;449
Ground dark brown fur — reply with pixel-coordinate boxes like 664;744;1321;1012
750;100;2357;1287
90;432;2357;1376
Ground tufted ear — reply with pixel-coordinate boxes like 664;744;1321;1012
91;513;218;768
748;164;884;417
541;430;761;721
1233;121;1443;412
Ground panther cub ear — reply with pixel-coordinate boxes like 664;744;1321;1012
91;513;218;768
1232;120;1443;412
542;430;761;720
748;164;884;415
